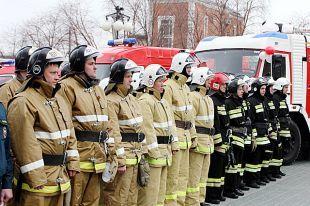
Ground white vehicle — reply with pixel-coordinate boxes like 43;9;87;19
195;24;310;164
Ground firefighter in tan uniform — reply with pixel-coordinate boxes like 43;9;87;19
185;67;215;206
59;45;109;206
163;52;197;206
103;58;145;206
7;47;80;206
137;64;179;206
0;46;35;109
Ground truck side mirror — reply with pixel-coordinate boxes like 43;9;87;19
272;55;286;80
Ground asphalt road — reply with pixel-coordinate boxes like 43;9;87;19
220;161;310;206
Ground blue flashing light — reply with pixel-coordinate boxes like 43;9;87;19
108;38;137;46
253;32;288;39
0;59;15;65
201;36;218;42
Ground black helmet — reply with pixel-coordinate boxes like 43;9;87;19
15;46;35;72
69;45;100;72
27;47;65;76
60;61;71;76
109;58;142;84
251;77;268;93
228;78;245;94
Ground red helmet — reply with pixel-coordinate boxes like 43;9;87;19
210;72;230;91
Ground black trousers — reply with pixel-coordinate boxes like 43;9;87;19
260;143;273;178
224;145;244;193
206;151;226;200
244;145;263;184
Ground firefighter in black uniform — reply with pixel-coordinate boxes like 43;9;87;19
244;77;270;188
272;77;290;177
224;78;247;198
264;77;279;181
237;75;252;191
205;72;230;204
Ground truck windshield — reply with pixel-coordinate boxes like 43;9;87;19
96;64;111;80
195;49;260;76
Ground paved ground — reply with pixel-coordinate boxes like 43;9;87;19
219;161;310;206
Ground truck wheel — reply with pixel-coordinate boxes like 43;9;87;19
283;120;301;165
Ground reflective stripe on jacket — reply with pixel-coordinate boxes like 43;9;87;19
8;79;79;196
139;88;178;167
60;75;108;173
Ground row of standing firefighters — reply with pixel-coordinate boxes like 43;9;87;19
0;45;291;206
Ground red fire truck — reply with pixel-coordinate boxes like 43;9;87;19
0;59;15;85
195;24;310;164
95;38;180;88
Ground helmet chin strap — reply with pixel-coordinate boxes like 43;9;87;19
181;67;190;78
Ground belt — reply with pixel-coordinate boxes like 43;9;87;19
231;127;247;135
255;123;269;129
279;117;290;122
75;130;108;143
175;120;192;130
157;136;172;144
42;153;67;166
121;133;145;142
195;126;215;135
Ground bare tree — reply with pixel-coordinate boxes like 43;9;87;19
287;13;310;33
1;0;98;56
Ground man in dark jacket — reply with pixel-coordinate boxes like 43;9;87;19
0;102;13;205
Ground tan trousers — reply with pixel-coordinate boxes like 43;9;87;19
103;165;138;206
165;148;189;206
17;191;64;206
185;152;204;205
70;172;100;206
138;166;168;206
199;154;211;203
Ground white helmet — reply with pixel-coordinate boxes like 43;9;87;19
273;77;290;91
141;64;168;87
190;67;214;85
170;52;196;73
267;77;275;86
131;71;144;90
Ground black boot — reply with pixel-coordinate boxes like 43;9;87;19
261;176;270;183
205;198;221;204
200;202;211;206
257;180;266;186
235;189;244;196
223;192;239;199
219;195;226;201
246;182;260;188
272;173;282;179
267;174;277;181
279;171;286;176
239;184;250;191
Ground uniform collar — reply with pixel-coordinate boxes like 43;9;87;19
195;85;207;96
171;73;188;86
145;87;162;100
74;73;99;88
15;73;25;83
116;84;131;97
33;78;60;98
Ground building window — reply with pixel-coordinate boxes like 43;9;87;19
158;16;175;47
204;16;208;37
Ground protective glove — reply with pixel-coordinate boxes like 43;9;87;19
251;137;257;152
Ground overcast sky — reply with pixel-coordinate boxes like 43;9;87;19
0;0;309;50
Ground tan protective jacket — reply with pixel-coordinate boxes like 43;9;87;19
60;75;109;173
139;88;179;167
189;86;215;154
0;77;23;109
7;79;79;196
163;73;197;150
107;84;145;167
